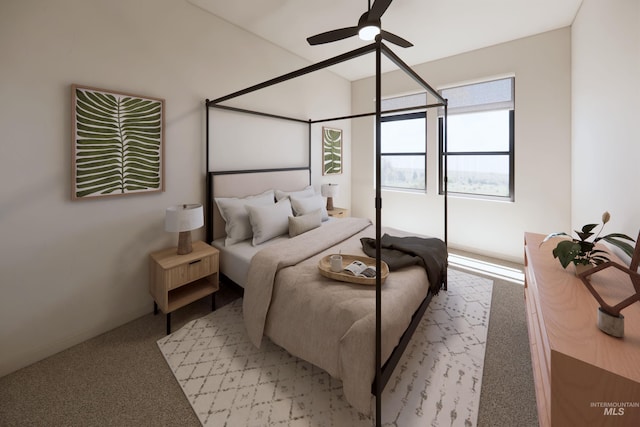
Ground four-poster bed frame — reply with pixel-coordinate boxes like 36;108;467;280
205;36;448;424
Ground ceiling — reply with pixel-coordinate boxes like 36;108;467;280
189;0;583;81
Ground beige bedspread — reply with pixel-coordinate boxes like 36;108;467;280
243;217;432;414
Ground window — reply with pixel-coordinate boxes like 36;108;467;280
381;112;427;190
439;77;515;200
380;93;428;191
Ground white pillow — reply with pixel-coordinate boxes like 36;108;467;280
247;198;293;245
289;209;322;237
215;190;275;246
274;185;314;201
290;194;329;221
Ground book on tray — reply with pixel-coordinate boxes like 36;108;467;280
343;260;376;278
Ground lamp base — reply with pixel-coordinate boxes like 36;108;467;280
326;196;334;211
177;231;193;255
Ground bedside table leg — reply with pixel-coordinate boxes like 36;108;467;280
212;293;216;312
166;312;171;335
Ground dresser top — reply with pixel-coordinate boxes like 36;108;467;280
525;232;640;383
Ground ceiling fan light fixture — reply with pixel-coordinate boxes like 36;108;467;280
358;24;380;41
307;0;411;47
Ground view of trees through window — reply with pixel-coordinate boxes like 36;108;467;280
381;155;425;189
445;159;510;197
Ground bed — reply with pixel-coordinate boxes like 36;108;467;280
247;217;443;413
206;169;446;414
204;36;449;423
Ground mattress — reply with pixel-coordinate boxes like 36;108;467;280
212;218;337;287
211;235;288;287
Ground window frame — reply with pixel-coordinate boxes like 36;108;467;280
380;111;428;192
438;78;515;201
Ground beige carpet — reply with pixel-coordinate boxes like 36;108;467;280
157;269;493;426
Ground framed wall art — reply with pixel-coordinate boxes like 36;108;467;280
322;126;342;175
71;84;165;200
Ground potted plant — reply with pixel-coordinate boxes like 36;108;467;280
542;211;636;274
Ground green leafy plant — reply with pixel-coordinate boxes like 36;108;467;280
542;212;636;269
323;127;342;175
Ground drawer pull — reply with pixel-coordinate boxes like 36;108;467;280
189;259;202;265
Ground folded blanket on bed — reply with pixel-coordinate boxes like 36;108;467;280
360;234;447;293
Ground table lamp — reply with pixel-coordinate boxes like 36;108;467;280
165;204;204;255
321;183;339;211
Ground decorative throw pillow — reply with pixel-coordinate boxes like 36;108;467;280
247;198;293;245
274;185;315;202
288;209;322;237
215;190;275;246
290;194;329;221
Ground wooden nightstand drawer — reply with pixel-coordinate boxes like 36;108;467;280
149;241;220;333
166;253;217;290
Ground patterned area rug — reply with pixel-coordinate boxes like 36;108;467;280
157;268;493;426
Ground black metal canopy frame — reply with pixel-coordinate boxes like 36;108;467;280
205;36;448;426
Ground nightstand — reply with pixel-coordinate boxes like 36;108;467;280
149;240;219;334
327;207;349;218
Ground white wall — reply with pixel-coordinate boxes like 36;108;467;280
572;0;640;248
351;29;572;262
0;0;350;376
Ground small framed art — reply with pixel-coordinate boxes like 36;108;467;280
322;127;342;175
71;84;165;200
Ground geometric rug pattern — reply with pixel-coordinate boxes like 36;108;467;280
157;268;492;426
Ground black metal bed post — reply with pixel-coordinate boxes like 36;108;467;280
374;35;383;427
205;99;213;244
308;119;312;185
443;104;448;245
379;43;448;293
443;103;448;290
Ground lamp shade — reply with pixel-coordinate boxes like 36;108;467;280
165;204;204;232
321;183;339;198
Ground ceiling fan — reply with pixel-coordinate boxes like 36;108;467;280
307;0;413;48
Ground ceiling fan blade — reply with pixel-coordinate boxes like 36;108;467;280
368;0;393;20
307;26;359;45
381;30;413;48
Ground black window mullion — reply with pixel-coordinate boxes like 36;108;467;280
509;109;515;201
380;111;425;123
446;151;510;156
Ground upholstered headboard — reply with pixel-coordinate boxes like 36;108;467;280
209;169;310;242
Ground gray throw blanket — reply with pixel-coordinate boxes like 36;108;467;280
361;234;447;293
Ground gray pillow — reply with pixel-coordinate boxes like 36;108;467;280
215;190;275;246
274;185;315;201
247;198;293;245
288;209;322;237
290;194;329;221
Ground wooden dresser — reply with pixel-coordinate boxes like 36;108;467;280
524;232;640;426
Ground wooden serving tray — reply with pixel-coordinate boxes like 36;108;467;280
318;254;389;285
